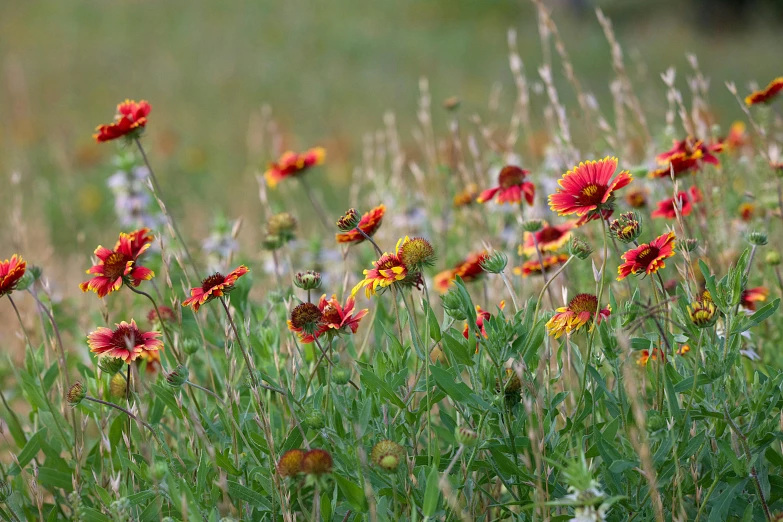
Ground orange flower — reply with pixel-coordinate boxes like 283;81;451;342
651;187;702;220
546;293;610;339
637;348;665;366
463;301;506;340
351;239;410;298
677;345;690;356
738;203;755;222
87;319;162;363
624;187;648;208
288;294;368;344
182;265;249;312
453;184;479;207
336;204;386;244
617;232;676;280
477;166;535;205
548;157;632;217
649;137;722;179
724;121;748;151
264;147;325;188
745;77;783;106
93;100;151;142
433;251;488;293
277;449;305;477
80;229;155;298
513;254;569;277
302;449;333;476
519;222;574;257
741;287;769;311
0;255;27;296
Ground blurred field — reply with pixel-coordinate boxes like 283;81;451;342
1;0;782;273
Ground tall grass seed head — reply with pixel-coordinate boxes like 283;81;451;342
371;440;406;471
67;382;86;406
294;270;322;290
608;211;642;243
569;236;593;260
399;237;436;269
289;302;324;335
336;208;360;231
480;251;508;274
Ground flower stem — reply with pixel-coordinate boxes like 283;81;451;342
219;297;259;389
499;270;520;313
298;177;330;231
356;227;383;256
532;256;573;322
125;284;182;363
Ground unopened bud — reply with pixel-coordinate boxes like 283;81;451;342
569;236;593;260
67;382;86;406
480;251;508;274
165;364;188;388
455;427;479;447
294;270;322;291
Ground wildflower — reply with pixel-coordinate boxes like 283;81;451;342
165;364;188;388
514;254;569;277
608;212;642;243
433;251;489;293
624;187;648;208
93;99;151;142
294;270;322;291
649;137;722;178
677;345;690;356
477;165;535;205
398;236;436;270
453;184;479;207
80;229;155;298
98;357;125;375
738;203;755;222
277;449;305;478
687;298;717;327
741;287;769;311
569;236;593;260
67;382;86;406
745;77;783;106
0;255;27;296
546;293;611;338
316;294;368;340
287;302;324;342
479;251;508;274
455;427;479;447
463;302;506;339
264;147;326;188
651;186;702;219
147;306;175;325
87;319;163;363
548;156;632;218
301;449;333;476
724;121;748;151
574;208;614;227
107;161;162;229
182;266;249;312
336;208;360;231
497;367;522;395
617;232;676;280
266;212;297;243
371;440;406;471
637;348;665;366
335;204;386;244
520;221;574;257
109;373;129;398
352;250;408;298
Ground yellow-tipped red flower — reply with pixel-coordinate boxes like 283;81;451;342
546;293;610;339
649;137;722;179
80;228;155;298
548;157;632;218
87;319;162;363
463;301;505;340
336;204;386;244
352;238;410;298
651;187;702;220
182;265;249;312
288;295;368;343
0;255;27;296
264;147;325;188
433;251;489;293
741;287;769;311
519;222;574;257
93;99;151;142
514;254;569;277
617;232;676;281
477;165;535;205
745;77;783;106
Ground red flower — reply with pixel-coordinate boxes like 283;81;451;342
264;147;326;188
351;239;410;299
520;222;574;257
649;137;722;179
548;157;632;217
625;188;648;208
723;121;748;151
0;255;27;296
335;204;386;244
745;77;783;106
741;287;769;311
87;319;163;363
738;203;755;222
463;302;505;339
289;294;369;343
651;187;702;219
546;293;610;339
80;229;155;298
147;306;176;324
477;165;535;205
182;265;249;312
513;254;569;277
617;232;676;280
637;348;666;366
301;449;333;476
93;100;151;142
575;208;613;227
433;251;489;293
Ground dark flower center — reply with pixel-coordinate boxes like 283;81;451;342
635;246;660;267
576;184;608;206
290;302;323;330
104;252;131;281
110;324;141;350
498;166;527;188
537;226;565;244
201;273;226;291
376;254;403;271
568;293;599;315
322;305;341;325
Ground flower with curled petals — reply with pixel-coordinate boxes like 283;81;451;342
433;251;489;293
513;254;569;277
264;148;325;188
649;137;723;179
651;187;702;219
477;165;535;205
546;293;610;339
80;229;155;298
741;287;769;311
336;204;386;244
0;255;27;297
745;77;783;106
93;100;151;143
87;319;162;363
548;157;632;218
182;265;249;312
463;301;505;340
519;221;574;257
617;232;676;281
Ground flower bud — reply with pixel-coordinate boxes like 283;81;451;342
371;440;406;471
67;382;86;406
441;289;467;321
766;250;782;266
569;236;593;260
262;234;283;251
687;298;717;328
681;238;699;253
302;449;333;476
608;212;642;243
305;410;326;430
98;357;125;376
267;212;297;242
182;338;200;356
522;219;544;233
748;230;768;246
332;367;351;385
399;237;436;269
480;251;508;274
165;364;189;388
336;208;360;231
294;270;322;291
455;427;479;447
15;265;41;291
110;373;129;398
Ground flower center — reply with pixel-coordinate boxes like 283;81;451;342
290;302;323;330
110;324;141;350
537;226;564;244
635;246;660;267
568;293;599;315
376;254;403;271
322;305;341;325
577;184;607;206
104;252;130;281
201;273;226;291
498;166;527;188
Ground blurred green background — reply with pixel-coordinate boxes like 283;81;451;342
1;0;781;266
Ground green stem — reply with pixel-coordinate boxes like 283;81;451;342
532;256;573;322
220;297;259;388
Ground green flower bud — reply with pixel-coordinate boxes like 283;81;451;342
608;212;642;243
480;251;508;274
98;357;125;376
747;230;768;246
182;338;200;356
682;238;699;253
522;219;544;233
294;270;322;291
569;236;593;260
165;364;188;388
305;410;326;430
67;382;86;406
455;427;479;447
332;367;351;385
441;289;468;321
267;212;297;243
371;440;406;471
766;250;781;266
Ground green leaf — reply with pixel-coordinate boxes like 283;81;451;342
708;479;748;522
442;329;473;367
37;467;73;492
80;508;112;522
736;298;780;333
424;299;441;343
227;480;271;510
359;368;405;409
320;490;332;522
8;428;45;474
423;465;440;517
216;449;241;476
429;365;473;404
334;474;368;512
663;364;682;422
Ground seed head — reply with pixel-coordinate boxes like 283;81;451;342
371;440;406;471
289;302;324;335
336;208;360;231
302;449;333;476
277;449;305;478
399;237;436;269
67;382;86;406
294;270;322;291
